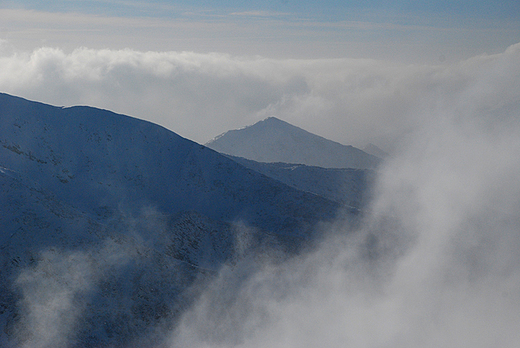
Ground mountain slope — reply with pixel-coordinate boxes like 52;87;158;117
0;94;339;235
226;155;374;210
0;93;343;347
206;117;381;169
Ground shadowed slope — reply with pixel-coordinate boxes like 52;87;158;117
0;93;343;347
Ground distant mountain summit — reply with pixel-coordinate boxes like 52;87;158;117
206;117;380;169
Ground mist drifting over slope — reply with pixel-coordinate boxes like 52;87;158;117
166;46;520;347
3;42;520;347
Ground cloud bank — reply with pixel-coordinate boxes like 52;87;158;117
1;42;519;151
166;45;520;347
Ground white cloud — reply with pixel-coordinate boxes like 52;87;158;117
167;43;520;347
1;43;519;150
13;240;132;348
15;250;95;348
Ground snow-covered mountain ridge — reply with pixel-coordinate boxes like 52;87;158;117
0;93;345;347
0;94;339;234
206;116;381;169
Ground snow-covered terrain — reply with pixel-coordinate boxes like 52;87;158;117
0;93;345;347
206;117;381;169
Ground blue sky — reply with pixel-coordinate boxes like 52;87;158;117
5;0;520;19
1;0;520;62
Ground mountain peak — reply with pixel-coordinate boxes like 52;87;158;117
262;116;286;123
206;117;380;169
243;116;293;130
